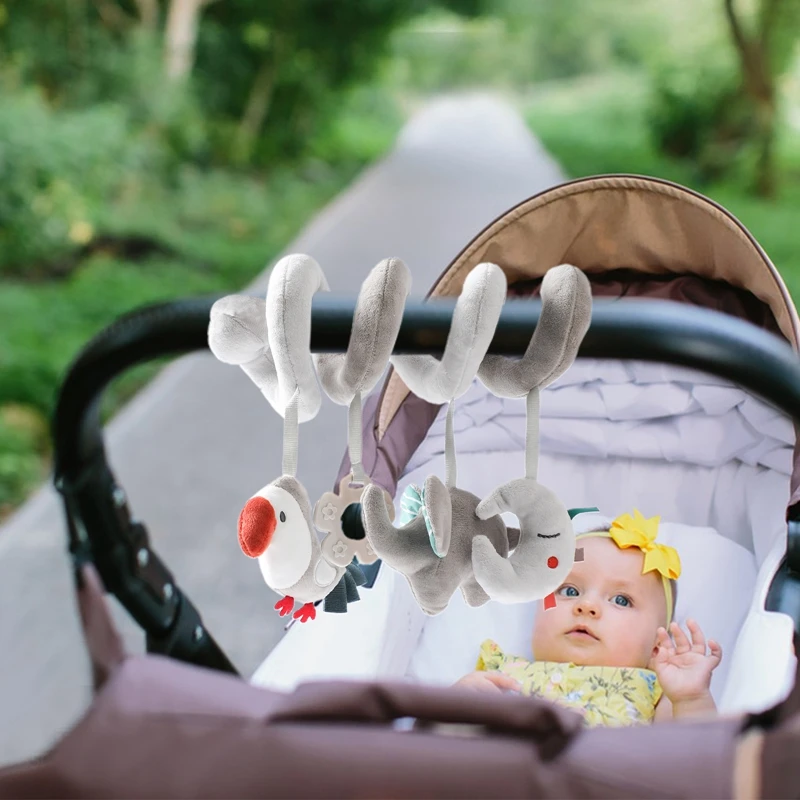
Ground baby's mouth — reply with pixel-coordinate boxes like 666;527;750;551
566;625;599;641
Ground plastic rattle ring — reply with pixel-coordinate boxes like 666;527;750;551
315;473;394;566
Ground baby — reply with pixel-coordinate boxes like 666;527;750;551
454;509;722;726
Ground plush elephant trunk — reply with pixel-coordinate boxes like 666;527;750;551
361;485;421;569
361;481;448;575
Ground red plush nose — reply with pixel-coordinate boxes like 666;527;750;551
238;497;276;558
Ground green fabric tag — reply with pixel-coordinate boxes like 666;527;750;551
568;507;599;520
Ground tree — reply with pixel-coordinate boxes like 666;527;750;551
163;0;221;81
0;0;486;167
723;0;800;196
194;0;487;165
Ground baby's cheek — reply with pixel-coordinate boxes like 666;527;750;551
614;619;659;667
531;606;564;655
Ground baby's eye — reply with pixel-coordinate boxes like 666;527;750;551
612;594;632;607
558;585;579;598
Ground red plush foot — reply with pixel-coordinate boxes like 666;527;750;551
274;596;294;617
543;592;556;610
293;602;316;623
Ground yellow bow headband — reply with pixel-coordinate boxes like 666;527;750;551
577;509;681;626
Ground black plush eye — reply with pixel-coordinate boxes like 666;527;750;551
537;532;561;539
280;511;286;523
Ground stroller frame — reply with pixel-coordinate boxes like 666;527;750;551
52;293;800;675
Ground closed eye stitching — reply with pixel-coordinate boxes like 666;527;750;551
537;532;561;539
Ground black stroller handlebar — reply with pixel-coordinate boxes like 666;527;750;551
54;295;800;474
52;295;800;675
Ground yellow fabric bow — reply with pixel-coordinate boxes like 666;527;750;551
609;509;681;581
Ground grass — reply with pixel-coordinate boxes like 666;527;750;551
523;71;800;301
0;99;403;519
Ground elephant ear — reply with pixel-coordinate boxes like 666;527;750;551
392;262;507;404
478;264;591;398
395;477;451;558
422;475;452;557
506;527;521;551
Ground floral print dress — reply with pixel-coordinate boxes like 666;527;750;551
476;639;662;728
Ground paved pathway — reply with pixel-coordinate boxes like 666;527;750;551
0;93;564;767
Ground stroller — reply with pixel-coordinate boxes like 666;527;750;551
2;174;800;798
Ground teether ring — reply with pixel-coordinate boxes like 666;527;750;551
315;473;395;566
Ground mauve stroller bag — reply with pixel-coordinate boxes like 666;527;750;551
2;176;800;799
0;564;796;798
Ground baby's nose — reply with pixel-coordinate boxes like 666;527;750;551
576;600;599;617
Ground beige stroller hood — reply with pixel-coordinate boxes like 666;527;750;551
365;175;800;513
379;174;800;436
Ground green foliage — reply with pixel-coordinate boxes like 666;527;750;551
0;159;365;410
196;0;485;166
646;60;752;183
525;72;694;182
0;0;485;291
504;0;628;82
0;162;362;508
0;414;44;515
306;84;405;166
387;11;524;93
0;0;483;172
501;0;800;193
0;61;403;510
0;89;163;276
385;0;728;96
754;0;800;81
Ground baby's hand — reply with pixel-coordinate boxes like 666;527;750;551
652;619;721;716
453;671;521;694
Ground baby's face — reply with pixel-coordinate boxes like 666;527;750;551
531;536;667;669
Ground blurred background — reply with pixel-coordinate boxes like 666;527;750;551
0;0;798;524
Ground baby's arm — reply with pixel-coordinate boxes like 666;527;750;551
654;693;717;723
653;696;672;722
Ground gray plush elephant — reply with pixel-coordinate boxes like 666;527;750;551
362;263;513;615
362;263;591;613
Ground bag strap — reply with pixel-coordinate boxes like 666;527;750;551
269;679;582;759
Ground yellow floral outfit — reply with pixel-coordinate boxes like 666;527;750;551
476;639;662;728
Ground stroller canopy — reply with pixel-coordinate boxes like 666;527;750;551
364;174;800;506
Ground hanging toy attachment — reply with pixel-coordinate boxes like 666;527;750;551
315;473;394;567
